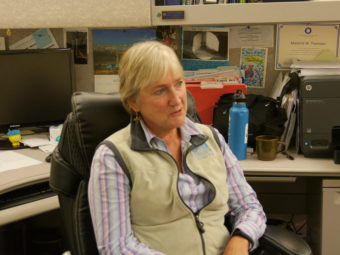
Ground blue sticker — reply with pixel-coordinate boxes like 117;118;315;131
192;144;214;159
32;29;52;48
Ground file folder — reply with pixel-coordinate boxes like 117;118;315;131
186;83;247;125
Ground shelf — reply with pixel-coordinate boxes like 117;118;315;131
152;1;340;26
0;0;151;29
2;1;339;29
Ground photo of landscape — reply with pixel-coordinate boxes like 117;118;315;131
92;28;156;74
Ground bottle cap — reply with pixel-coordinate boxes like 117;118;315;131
233;89;246;103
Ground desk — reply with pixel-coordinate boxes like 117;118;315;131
241;152;340;255
241;152;340;177
1;148;339;254
0;148;59;226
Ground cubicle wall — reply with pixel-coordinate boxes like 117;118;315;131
0;29;95;92
0;26;280;96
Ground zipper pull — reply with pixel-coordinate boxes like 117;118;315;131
195;214;205;233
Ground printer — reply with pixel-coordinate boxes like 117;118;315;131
299;75;340;158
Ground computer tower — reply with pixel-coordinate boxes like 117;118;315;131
299;76;340;158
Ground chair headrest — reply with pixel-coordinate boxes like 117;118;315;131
70;90;200;167
72;92;130;167
186;90;201;123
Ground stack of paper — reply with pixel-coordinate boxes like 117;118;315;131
21;134;57;154
280;89;298;152
184;66;243;84
269;72;291;100
269;71;298;151
0;151;41;173
291;60;340;77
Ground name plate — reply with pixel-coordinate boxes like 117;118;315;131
161;11;185;20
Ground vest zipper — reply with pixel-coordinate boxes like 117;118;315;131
176;187;207;255
157;148;216;255
194;212;206;255
183;145;217;255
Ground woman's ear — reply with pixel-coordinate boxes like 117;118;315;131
127;98;140;113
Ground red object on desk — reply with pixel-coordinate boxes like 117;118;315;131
186;83;247;125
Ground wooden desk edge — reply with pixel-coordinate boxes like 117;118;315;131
0;195;59;226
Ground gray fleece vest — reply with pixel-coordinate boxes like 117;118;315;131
104;121;230;255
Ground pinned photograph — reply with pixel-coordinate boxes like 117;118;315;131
182;26;229;61
92;28;156;74
66;31;88;64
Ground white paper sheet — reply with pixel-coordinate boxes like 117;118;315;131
9;29;59;50
39;143;57;154
230;25;274;48
94;75;120;93
291;60;340;69
269;72;291;99
21;137;50;148
0;151;42;173
299;68;340;76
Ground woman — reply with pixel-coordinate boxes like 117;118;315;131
88;41;266;255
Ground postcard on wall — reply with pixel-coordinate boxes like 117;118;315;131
64;29;88;65
0;37;5;50
9;29;59;50
92;28;156;75
182;26;229;70
156;26;181;57
230;25;274;48
275;24;340;69
240;47;267;88
94;75;120;94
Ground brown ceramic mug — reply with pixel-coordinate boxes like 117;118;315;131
256;135;286;161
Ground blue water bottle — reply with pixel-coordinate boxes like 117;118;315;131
228;90;249;160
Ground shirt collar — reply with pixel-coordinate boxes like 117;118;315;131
140;117;204;147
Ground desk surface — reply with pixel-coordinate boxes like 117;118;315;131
0;148;51;194
0;148;59;226
2;149;339;192
1;148;340;226
241;152;340;177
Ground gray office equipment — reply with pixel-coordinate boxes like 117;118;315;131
299;75;340;158
308;179;340;255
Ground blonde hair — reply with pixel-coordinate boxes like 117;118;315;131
119;41;183;114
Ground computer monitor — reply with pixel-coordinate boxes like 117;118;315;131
0;48;75;134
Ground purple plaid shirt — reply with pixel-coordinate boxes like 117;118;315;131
88;118;266;255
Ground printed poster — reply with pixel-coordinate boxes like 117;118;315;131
240;47;267;88
92;28;156;93
92;28;156;75
182;26;229;70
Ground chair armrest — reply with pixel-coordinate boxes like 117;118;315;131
259;225;313;255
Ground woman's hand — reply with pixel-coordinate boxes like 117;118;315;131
223;236;249;255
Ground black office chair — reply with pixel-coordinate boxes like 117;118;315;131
50;91;312;255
